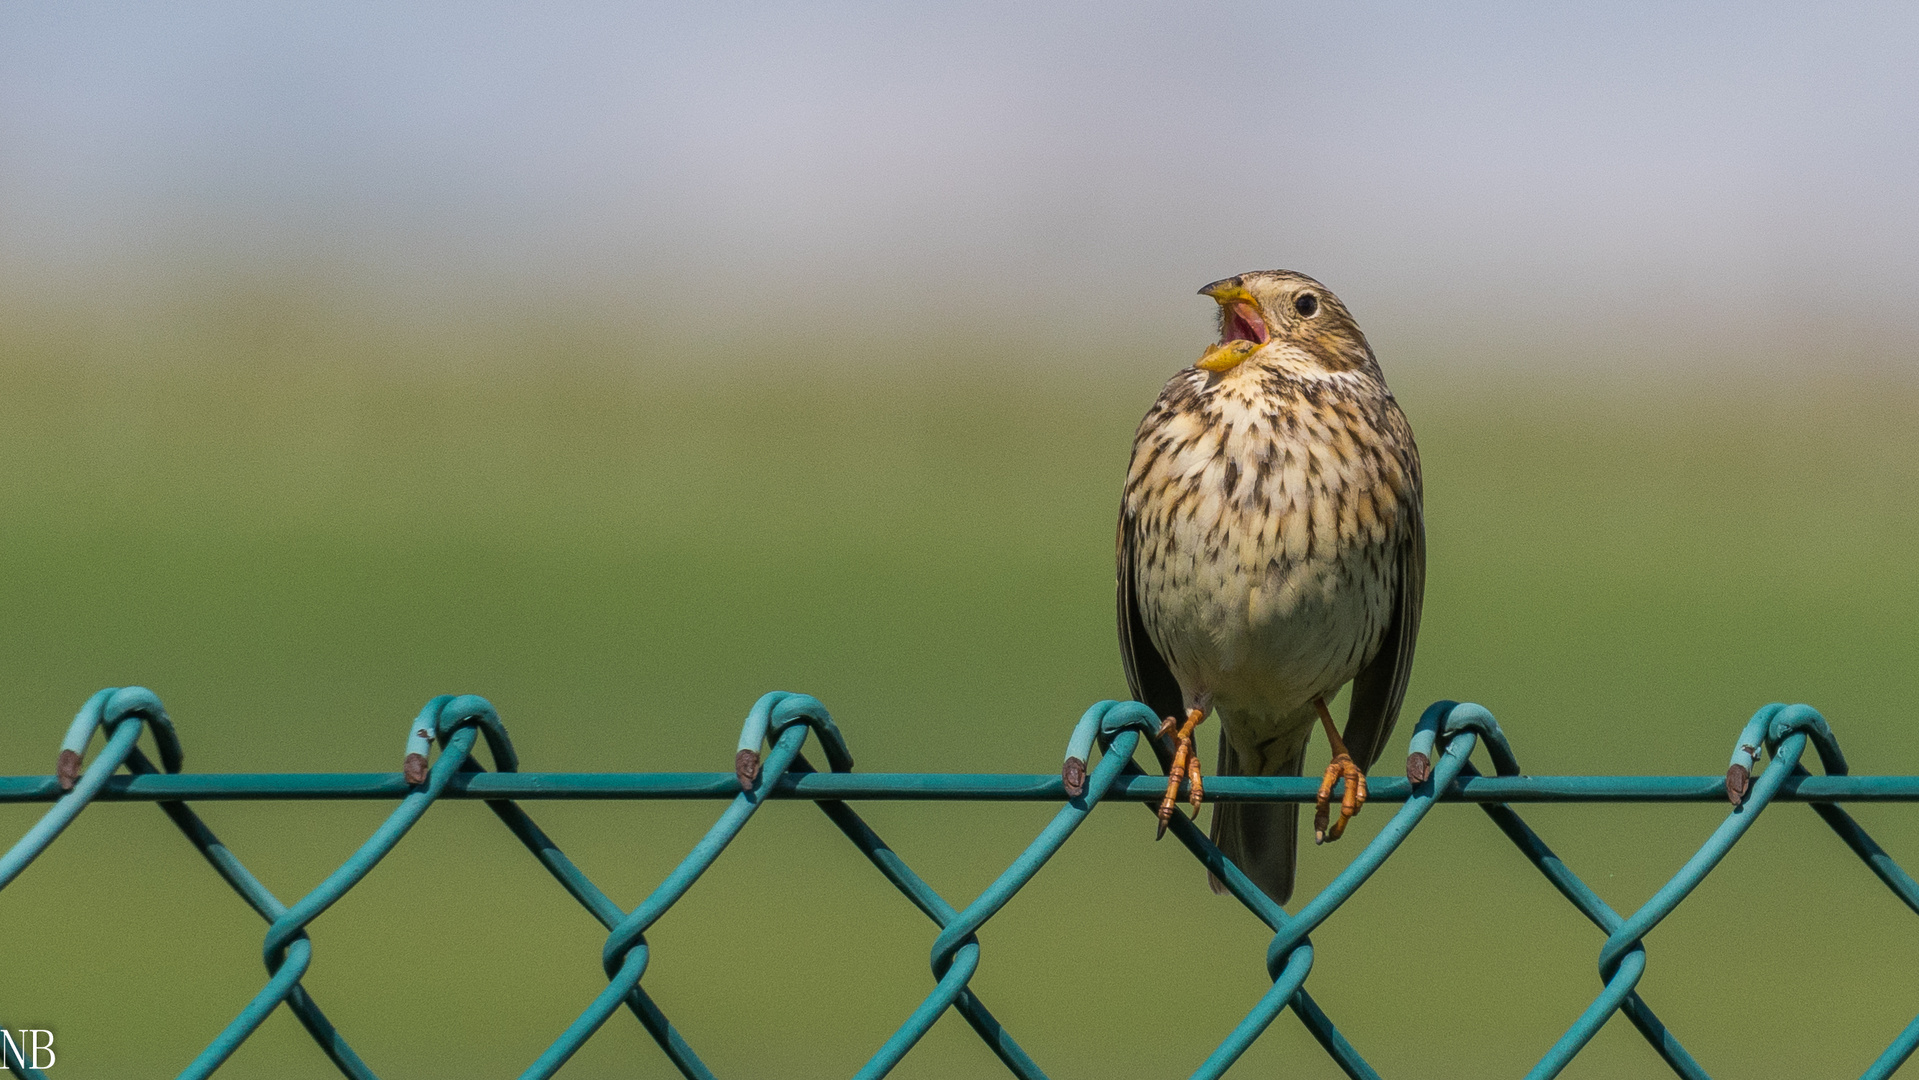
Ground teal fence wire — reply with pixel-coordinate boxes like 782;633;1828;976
3;687;1917;1079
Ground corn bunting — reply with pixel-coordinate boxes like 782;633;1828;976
1101;270;1424;904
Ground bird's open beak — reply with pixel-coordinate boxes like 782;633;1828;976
1196;278;1269;372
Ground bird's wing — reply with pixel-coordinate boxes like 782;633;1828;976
1343;455;1426;772
1117;513;1183;771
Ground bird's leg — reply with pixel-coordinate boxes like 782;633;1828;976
1155;707;1207;839
1312;696;1368;844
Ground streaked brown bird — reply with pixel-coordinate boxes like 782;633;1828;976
1111;270;1424;905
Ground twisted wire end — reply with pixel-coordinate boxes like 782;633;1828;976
1725;763;1750;807
1062;757;1086;798
735;749;761;792
1406;751;1431;786
56;748;82;791
402;753;429;786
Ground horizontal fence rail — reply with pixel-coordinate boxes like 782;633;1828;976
9;773;1919;803
2;687;1917;1080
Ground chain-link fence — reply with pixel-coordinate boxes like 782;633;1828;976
3;687;1915;1079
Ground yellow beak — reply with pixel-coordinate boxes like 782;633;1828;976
1195;277;1266;372
1196;340;1260;372
1198;278;1255;305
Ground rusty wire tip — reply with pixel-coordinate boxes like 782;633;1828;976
402;753;429;786
1725;763;1750;807
1062;757;1086;798
1406;751;1431;785
56;748;82;791
735;749;761;792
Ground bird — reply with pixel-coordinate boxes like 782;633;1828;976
1102;269;1424;905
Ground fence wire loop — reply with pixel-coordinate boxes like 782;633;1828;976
54;685;182;790
4;688;1917;1080
1412;699;1520;778
734;691;852;793
403;693;517;784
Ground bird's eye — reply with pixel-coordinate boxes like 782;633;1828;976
1294;293;1319;317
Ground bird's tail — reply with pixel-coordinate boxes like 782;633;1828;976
1208;734;1306;905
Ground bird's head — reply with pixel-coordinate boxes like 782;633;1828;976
1194;270;1374;375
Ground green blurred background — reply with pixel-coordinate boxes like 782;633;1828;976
5;2;1919;1077
1;294;1915;1078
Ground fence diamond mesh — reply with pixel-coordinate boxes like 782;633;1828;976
3;687;1916;1079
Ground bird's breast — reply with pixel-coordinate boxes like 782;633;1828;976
1124;372;1412;712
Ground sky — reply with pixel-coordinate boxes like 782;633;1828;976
3;1;1916;370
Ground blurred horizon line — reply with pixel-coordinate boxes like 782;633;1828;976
5;253;1915;392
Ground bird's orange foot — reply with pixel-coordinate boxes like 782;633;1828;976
1310;694;1368;843
1314;753;1367;844
1155;708;1206;838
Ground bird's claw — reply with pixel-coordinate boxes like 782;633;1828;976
1156;716;1179;760
1314;753;1367;844
1155;711;1206;838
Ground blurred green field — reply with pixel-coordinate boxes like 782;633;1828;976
1;302;1916;1078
